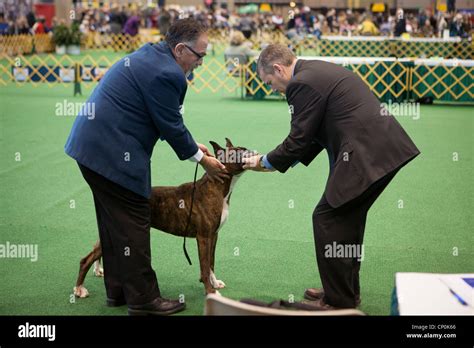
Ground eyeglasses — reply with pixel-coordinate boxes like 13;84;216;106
183;44;206;60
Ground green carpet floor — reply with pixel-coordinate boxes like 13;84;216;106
0;83;472;316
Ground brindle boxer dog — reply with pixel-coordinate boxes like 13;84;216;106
73;138;252;298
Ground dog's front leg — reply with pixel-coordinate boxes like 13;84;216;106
209;233;226;289
210;232;217;272
196;235;215;294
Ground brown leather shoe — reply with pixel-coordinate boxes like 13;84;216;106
301;298;339;311
128;297;186;316
304;288;361;306
304;288;325;301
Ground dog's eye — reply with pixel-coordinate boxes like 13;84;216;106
241;150;253;158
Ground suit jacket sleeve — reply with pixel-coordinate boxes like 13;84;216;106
300;141;324;166
143;72;198;160
267;82;326;172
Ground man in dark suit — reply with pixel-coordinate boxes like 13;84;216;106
65;19;227;315
243;44;420;309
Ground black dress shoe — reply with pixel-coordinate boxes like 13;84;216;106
106;296;127;307
304;288;361;306
128;297;186;316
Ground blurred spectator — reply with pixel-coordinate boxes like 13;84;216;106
447;0;456;14
15;17;30;35
359;16;379;36
327;8;336;33
158;9;171;35
340;16;357;35
224;30;257;64
238;14;255;39
421;19;434;37
450;13;466;37
437;12;449;36
80;16;90;34
26;11;35;29
32;16;46;34
312;16;322;39
346;9;356;26
379;16;392;36
0;3;472;40
109;6;124;34
271;14;284;30
461;13;472;35
418;9;427;30
405;16;415;34
394;8;406;37
427;9;438;35
123;12;140;36
0;13;9;35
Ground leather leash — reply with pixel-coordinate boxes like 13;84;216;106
182;162;198;266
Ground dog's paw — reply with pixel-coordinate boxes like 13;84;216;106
93;267;104;277
93;260;104;277
73;286;89;298
213;279;226;289
210;271;226;289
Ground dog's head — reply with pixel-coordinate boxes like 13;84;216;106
209;138;256;175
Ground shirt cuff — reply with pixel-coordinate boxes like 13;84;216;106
262;155;274;170
187;148;204;163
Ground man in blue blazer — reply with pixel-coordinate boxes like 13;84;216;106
65;19;226;315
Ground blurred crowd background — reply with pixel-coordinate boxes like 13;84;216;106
0;0;472;40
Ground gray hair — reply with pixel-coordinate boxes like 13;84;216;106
165;18;208;49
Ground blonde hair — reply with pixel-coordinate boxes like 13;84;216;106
230;31;246;46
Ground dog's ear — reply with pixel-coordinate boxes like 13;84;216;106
209;141;223;156
225;137;234;148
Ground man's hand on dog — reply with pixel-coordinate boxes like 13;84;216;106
197;143;213;157
199;155;229;183
242;155;274;172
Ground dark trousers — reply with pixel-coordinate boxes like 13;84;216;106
78;163;160;305
312;170;398;308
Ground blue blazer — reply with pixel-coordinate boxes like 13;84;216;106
65;42;198;198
